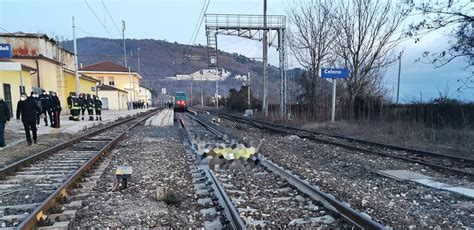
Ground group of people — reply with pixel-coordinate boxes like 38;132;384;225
129;100;148;110
31;90;62;128
0;90;104;147
0;90;61;147
67;92;102;121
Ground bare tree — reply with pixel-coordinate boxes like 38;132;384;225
407;0;473;91
407;0;473;67
287;0;335;106
333;0;409;117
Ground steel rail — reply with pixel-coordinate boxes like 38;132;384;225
199;109;474;177
205;168;247;230
187;112;386;229
259;156;386;229
176;113;246;230
16;110;157;229
0;109;158;178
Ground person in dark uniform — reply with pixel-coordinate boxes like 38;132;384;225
78;93;85;120
30;92;42;125
39;90;53;127
17;93;41;145
0;97;10;147
51;91;61;128
93;95;102;121
85;94;94;121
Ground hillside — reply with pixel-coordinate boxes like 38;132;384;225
63;37;285;102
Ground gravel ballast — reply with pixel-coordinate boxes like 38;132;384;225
73;125;202;228
217;117;474;229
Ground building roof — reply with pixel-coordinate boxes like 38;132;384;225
0;32;74;55
0;58;36;71
80;74;101;83
63;68;101;83
139;85;153;91
98;84;128;93
80;61;131;72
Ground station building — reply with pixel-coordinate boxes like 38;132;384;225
137;86;153;106
79;61;143;110
0;33;99;112
96;85;129;110
63;69;101;99
0;58;35;115
1;33;153;113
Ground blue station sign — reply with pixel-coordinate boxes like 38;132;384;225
0;44;12;58
321;68;349;79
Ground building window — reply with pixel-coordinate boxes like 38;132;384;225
98;76;104;84
108;77;115;86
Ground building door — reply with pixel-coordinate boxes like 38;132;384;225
2;84;12;117
101;97;109;110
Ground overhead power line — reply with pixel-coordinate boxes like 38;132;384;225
188;0;209;45
84;0;114;38
102;0;122;37
185;0;210;57
76;26;95;37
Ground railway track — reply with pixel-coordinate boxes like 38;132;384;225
199;110;474;178
0;109;158;229
178;112;385;229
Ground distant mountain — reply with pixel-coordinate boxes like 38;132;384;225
63;37;289;102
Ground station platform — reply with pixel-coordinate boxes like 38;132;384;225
2;108;154;148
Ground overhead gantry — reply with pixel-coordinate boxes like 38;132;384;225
204;14;287;116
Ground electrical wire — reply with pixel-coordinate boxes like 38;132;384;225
76;26;95;37
84;0;114;38
185;0;210;57
188;0;209;45
101;0;122;37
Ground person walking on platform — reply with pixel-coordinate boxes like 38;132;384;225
51;92;61;128
0;97;10;147
30;92;42;125
93;95;102;121
85;94;94;121
17;93;41;146
39;90;53;127
67;92;80;121
166;93;172;109
78;93;86;120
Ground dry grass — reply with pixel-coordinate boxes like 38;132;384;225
302;120;474;158
250;109;474;158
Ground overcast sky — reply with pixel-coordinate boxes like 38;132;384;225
1;0;472;102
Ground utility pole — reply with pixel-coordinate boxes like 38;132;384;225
128;66;131;110
122;20;127;67
262;0;268;116
200;70;204;107
396;51;403;104
247;72;251;108
216;69;221;108
137;48;141;74
201;80;204;107
190;76;193;106
72;17;80;94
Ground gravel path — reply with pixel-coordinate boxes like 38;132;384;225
218;118;474;229
72;125;202;228
0;132;73;168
